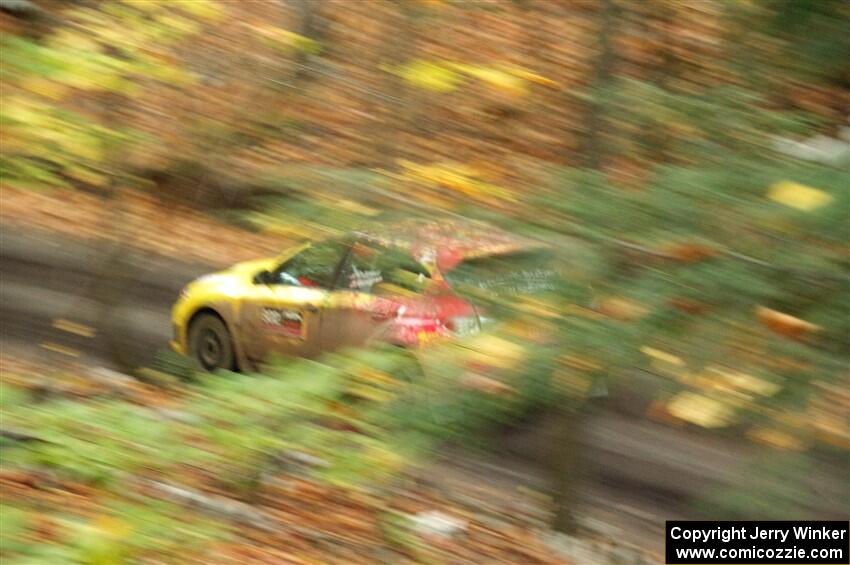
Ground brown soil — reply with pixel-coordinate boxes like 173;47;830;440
1;186;289;267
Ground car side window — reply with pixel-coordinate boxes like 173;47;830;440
272;241;349;289
340;242;431;294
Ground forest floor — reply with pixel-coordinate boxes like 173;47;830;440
0;186;288;267
1;353;662;564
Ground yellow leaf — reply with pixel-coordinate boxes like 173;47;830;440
4;98;50;124
768;181;832;211
39;342;80;357
176;0;224;20
93;515;133;538
453;64;527;96
399;160;514;201
21;78;67;100
640;346;685;367
396;60;462;93
352;367;396;387
52;318;96;338
49;30;99;52
346;383;394;403
666;392;735;428
65;167;108;187
704;366;780;396
507;67;560;88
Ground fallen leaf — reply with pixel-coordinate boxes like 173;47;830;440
704;366;781;396
666;392;735;428
768;181;832;211
755;306;820;339
640;346;685;367
645;399;687;427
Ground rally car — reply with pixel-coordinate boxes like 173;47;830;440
170;219;549;371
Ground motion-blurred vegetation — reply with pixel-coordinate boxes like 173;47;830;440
1;0;848;561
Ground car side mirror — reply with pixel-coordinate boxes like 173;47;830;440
253;269;273;285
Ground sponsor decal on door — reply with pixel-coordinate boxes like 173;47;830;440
261;308;304;338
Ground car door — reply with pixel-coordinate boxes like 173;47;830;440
320;241;433;351
241;240;349;362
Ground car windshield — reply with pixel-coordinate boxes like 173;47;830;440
340;241;432;296
274;240;348;288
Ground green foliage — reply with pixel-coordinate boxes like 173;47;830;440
603;80;813;160
0;383;31;409
761;0;850;82
1;1;219;188
695;452;832;520
90;499;228;562
151;347;201;382
0;499;227;564
0;506;32;557
5;399;215;486
519;22;850;453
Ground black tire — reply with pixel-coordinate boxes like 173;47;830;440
188;313;234;371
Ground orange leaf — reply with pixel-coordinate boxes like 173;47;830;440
755;307;820;339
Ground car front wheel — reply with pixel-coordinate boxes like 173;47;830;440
188;313;234;371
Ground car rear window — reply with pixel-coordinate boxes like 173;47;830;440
444;249;560;298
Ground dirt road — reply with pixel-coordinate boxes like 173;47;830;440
1;228;209;367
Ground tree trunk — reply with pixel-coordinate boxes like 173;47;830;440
582;0;618;169
291;0;325;83
370;2;419;168
551;0;620;535
551;402;582;533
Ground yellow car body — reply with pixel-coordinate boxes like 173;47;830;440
170;252;300;370
171;222;544;371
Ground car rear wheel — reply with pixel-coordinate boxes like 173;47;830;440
188;313;234;371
